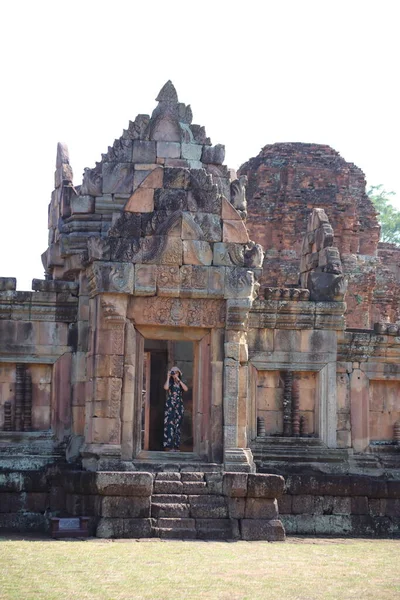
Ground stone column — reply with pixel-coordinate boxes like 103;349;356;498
82;261;133;470
224;297;255;472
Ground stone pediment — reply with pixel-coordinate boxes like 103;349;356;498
43;82;264;302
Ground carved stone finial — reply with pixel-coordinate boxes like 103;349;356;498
56;142;70;168
156;80;178;104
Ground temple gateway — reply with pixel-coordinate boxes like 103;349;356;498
0;82;399;540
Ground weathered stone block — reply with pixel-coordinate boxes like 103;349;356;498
189;495;228;519
291;495;314;514
154;188;188;212
351;496;369;515
181;143;202;161
278;494;292;514
95;472;153;496
196;518;236;540
102;163;134;195
223;220;249;243
157;141;181;158
247;474;285;499
183;240;212;265
163;168;190;189
228;497;246;518
134;167;163;190
241;519;285;541
100;496;151;518
96;517;124;538
132;140;156;164
201;144;225;165
134;264;157;296
123;518;153;537
125;188;154;213
70;195;95;215
245;498;279;519
157;266;180;296
87;261;134;295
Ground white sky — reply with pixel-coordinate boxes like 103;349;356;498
0;0;398;290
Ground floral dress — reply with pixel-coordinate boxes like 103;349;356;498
163;381;184;450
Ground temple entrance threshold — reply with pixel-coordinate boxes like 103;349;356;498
131;325;218;464
142;339;194;452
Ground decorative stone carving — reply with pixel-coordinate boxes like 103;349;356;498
134;264;157;296
223;220;249;244
141;236;183;265
81;163;103;196
300;208;348;302
102;163;134;195
226;299;252;330
244;242;264;268
156;266;180;297
128;297;225;328
225;268;255;300
183;240;212;265
230;176;248;218
88;262;134;296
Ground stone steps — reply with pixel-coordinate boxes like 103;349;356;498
150;471;235;539
152;502;190;518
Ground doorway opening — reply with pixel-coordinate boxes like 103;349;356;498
141;339;194;452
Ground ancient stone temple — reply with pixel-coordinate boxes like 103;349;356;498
0;82;399;539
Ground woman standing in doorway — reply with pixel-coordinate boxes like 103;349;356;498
163;366;188;451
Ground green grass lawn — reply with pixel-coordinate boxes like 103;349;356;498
1;536;399;600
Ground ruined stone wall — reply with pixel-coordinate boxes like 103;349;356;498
239;143;381;328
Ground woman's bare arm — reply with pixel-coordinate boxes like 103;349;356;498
163;371;171;390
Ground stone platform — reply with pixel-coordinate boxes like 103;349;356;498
0;468;286;541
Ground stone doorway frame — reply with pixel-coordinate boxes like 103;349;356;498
123;324;215;461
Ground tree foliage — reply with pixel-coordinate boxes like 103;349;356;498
368;185;400;244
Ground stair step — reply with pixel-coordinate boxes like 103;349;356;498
151;503;190;518
181;472;205;482
156;518;195;529
154;480;184;494
181;481;208;494
155;527;197;540
151;494;188;504
155;472;181;481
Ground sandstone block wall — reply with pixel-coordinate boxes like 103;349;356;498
0;469;286;541
277;473;400;537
